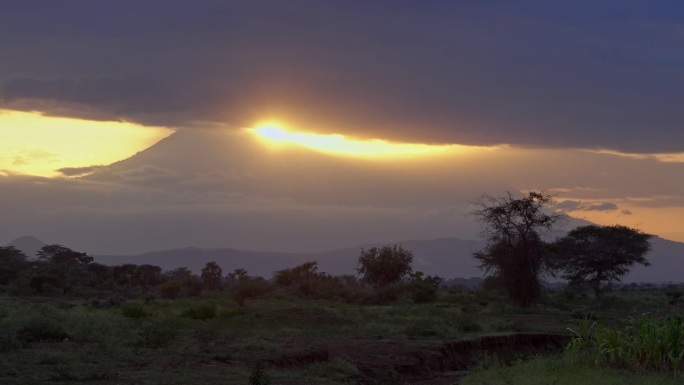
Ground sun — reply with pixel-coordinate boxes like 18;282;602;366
0;109;174;177
249;122;477;159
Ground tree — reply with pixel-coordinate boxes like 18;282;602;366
471;191;562;307
273;261;321;296
552;225;652;297
356;245;413;288
409;271;442;304
37;244;93;269
201;261;223;290
0;246;28;285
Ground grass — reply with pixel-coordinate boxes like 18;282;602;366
0;286;681;384
461;353;684;385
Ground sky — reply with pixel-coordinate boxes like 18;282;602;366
1;1;684;254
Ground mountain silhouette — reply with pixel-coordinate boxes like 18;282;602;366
94;236;683;283
6;236;46;258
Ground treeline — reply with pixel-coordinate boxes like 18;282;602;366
0;244;441;306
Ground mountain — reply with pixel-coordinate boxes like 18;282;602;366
93;236;684;283
6;236;45;258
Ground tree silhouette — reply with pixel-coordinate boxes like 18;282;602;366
471;191;562;307
553;224;652;297
201;261;223;290
356;245;413;288
0;246;28;285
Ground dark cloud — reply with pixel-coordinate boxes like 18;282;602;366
584;203;619;212
621;209;633;215
1;1;684;151
555;200;620;213
57;165;105;177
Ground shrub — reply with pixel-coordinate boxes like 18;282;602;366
121;301;149;319
157;280;183;299
456;313;482;333
306;358;359;380
133;321;177;349
181;301;217;320
567;314;684;375
409;271;441;304
16;317;70;342
248;361;271;385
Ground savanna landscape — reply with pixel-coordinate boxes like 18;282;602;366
2;192;683;385
3;2;684;385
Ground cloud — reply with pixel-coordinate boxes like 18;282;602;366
0;2;684;151
57;165;106;177
621;209;633;215
555;200;620;212
584;203;619;212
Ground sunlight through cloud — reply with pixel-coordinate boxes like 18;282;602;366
249;122;499;159
0;109;174;177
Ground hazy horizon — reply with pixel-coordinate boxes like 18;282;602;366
2;2;684;259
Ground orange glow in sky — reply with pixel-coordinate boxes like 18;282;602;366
249;121;501;158
0;109;173;177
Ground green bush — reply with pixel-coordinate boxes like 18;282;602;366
121;301;150;318
567;315;684;375
248;361;271;385
306;358;359;380
181;301;217;320
133;321;177;349
16;317;70;342
456;313;482;333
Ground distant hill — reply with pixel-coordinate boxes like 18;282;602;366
6;236;45;258
93;236;684;283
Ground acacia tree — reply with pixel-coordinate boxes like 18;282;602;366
356;245;413;288
472;191;562;307
552;225;652;297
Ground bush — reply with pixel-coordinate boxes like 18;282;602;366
17;317;70;342
409;271;441;304
248;361;271;385
181;301;217;320
456;313;482;333
306;358;359;381
121;301;150;318
133;321;177;349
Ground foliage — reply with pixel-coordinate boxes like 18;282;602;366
181;301;217;320
230;275;270;306
201;261;223;290
356;245;413;288
17;317;70;343
37;244;93;268
409;271;442;303
121;301;150;319
471;191;561;307
0;246;28;285
273;261;323;297
306;358;359;380
248;361;271;385
566;314;684;376
133;321;177;349
553;225;652;297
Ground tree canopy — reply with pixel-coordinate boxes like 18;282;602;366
356;245;413;288
552;224;652;297
471;191;562;307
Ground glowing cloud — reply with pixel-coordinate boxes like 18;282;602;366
0;109;173;177
249;122;497;158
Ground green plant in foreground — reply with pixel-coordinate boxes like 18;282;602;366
248;361;271;385
566;314;684;376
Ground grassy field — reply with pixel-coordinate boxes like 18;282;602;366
0;286;681;384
